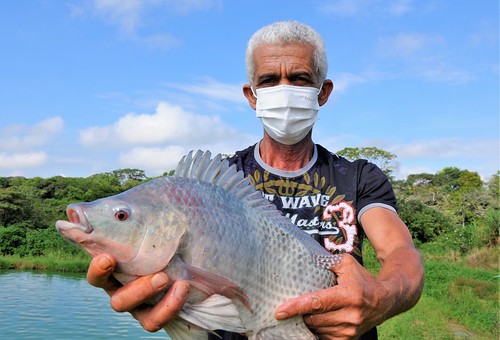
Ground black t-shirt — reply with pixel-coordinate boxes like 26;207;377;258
209;142;397;339
229;143;397;264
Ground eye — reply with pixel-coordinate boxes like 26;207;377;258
113;207;131;221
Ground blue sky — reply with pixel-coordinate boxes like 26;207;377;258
0;0;498;180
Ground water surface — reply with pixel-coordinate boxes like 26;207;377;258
0;270;169;339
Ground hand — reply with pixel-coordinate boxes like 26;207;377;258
275;254;389;339
87;253;190;332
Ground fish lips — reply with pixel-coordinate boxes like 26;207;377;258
55;206;94;245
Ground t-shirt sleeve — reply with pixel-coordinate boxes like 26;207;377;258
355;160;398;221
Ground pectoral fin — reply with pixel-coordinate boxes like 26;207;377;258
167;255;252;312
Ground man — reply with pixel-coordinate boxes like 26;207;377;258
87;21;424;339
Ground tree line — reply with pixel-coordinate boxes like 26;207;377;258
0;149;498;258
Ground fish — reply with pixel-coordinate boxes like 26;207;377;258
55;150;344;340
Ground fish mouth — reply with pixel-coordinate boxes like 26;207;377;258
66;206;94;234
55;206;94;245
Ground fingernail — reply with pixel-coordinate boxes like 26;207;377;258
151;273;169;289
275;311;288;320
98;255;112;271
174;283;190;298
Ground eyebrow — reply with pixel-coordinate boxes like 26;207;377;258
255;71;314;84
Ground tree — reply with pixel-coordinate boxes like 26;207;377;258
486;172;499;199
433;167;462;192
108;169;147;186
457;170;483;191
336;147;397;178
398;199;453;243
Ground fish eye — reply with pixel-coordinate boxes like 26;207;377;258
113;206;131;221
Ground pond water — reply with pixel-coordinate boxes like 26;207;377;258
0;270;170;339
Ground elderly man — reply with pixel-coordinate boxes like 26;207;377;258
87;21;424;339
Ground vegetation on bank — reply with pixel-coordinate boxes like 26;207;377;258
0;252;90;272
0;149;498;337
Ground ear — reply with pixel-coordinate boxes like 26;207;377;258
318;79;334;106
243;84;257;110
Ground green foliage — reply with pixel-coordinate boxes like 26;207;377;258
395;165;497;251
107;168;147;186
398;199;453;243
337;146;397;177
433;167;461;190
0;225;27;255
0;169;149;258
21;227;82;257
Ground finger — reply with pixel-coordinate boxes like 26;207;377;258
275;291;328;320
87;254;121;291
110;272;171;312
305;310;366;339
304;310;346;328
132;280;191;332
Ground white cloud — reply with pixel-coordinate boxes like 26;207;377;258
320;135;499;180
376;33;474;84
389;138;498;160
90;0;219;32
92;0;154;33
385;0;413;16
136;32;179;50
165;77;246;103
389;138;499;179
331;72;367;93
78;95;259;177
80;101;239;147
319;0;414;17
118;145;186;175
378;33;444;58
72;0;219;49
0;116;64;151
0;152;48;169
320;0;368;17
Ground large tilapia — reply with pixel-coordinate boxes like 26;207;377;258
56;150;343;339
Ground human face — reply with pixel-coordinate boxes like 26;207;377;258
253;43;319;88
243;43;333;109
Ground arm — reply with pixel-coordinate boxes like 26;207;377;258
87;254;190;332
275;207;424;339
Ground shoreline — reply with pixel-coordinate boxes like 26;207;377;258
0;254;90;273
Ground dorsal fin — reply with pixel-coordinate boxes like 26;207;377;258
174;150;275;210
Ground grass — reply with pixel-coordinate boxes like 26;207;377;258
363;241;499;339
0;251;90;272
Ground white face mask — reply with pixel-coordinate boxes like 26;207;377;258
254;84;321;145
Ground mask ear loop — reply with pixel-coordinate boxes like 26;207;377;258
317;81;324;95
251;86;258;99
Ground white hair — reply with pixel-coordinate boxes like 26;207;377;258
245;21;328;86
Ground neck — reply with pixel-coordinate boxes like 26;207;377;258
259;133;314;171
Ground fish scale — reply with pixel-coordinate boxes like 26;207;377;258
56;150;344;339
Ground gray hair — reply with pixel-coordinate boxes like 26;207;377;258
245;21;328;86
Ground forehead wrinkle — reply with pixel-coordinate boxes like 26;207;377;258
253;43;316;81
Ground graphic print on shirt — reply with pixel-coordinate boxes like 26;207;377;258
322;200;357;253
247;168;362;258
